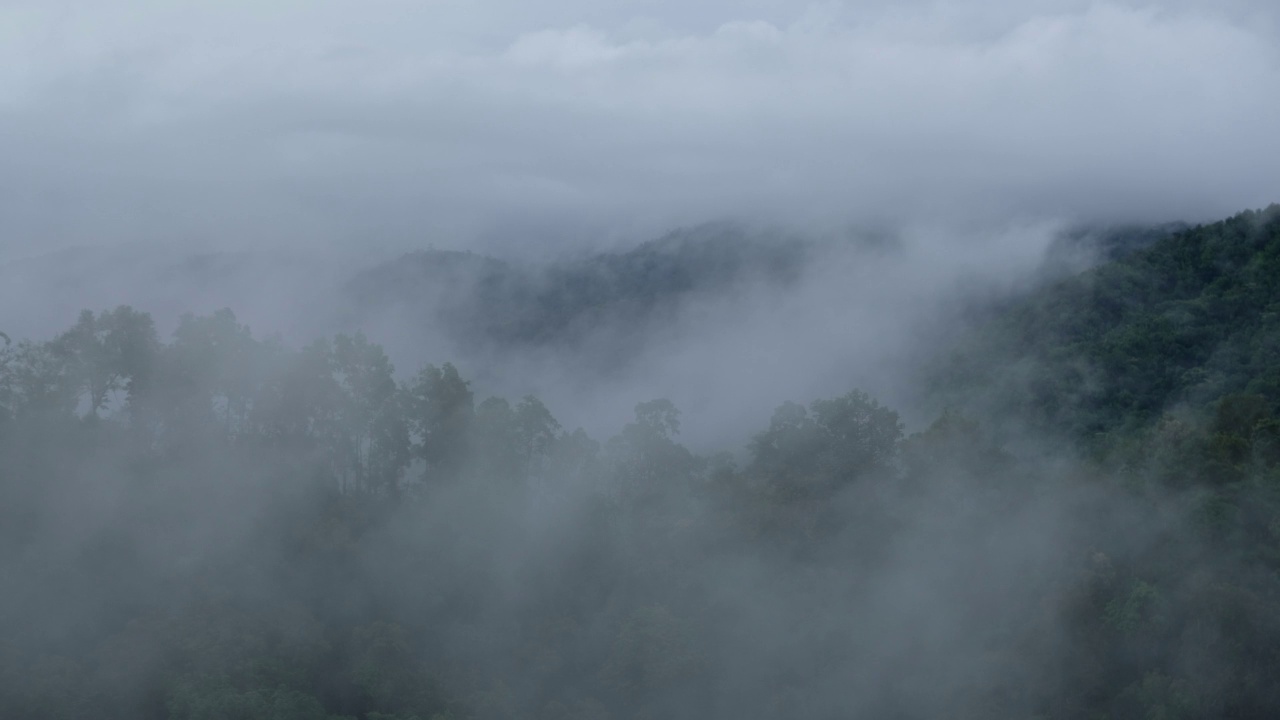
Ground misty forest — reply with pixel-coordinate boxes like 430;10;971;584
4;205;1280;720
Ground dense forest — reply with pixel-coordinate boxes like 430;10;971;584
4;207;1280;719
342;223;810;371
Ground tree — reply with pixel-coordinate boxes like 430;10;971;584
808;389;902;482
748;401;824;502
750;389;902;503
407;363;473;482
900;410;1010;487
514;395;561;471
330;333;410;494
50;307;159;420
0;331;14;426
165;309;262;439
471;396;521;482
606;399;702;503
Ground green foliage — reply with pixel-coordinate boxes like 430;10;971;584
901;409;1011;484
167;677;350;720
1103;580;1162;636
598;605;702;702
344;224;808;369
939;205;1280;444
10;205;1280;720
606;399;704;499
408;362;474;481
1114;672;1195;720
750;389;902;503
49;306;159;418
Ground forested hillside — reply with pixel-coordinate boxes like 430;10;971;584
939;205;1280;444
5;208;1280;719
343;223;808;365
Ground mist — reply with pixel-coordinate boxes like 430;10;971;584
3;1;1279;259
3;2;1280;719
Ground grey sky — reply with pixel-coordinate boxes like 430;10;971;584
2;0;1278;258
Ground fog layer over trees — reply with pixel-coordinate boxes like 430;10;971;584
4;207;1280;719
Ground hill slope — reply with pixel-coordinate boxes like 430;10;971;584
342;223;809;360
937;205;1280;443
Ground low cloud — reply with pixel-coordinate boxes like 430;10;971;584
1;1;1277;259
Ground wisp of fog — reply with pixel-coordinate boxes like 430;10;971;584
2;2;1279;719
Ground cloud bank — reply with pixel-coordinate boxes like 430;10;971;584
1;1;1277;258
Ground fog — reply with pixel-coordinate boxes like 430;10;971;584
2;1;1278;260
2;2;1279;719
5;0;1276;424
0;219;1062;448
5;0;1276;432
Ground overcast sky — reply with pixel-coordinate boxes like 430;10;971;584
2;0;1278;258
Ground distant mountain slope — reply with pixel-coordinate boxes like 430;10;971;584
343;223;810;362
937;205;1280;442
0;245;355;344
1039;221;1186;273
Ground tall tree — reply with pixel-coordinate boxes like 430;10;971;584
330;333;410;494
50;307;159;420
407;362;473;482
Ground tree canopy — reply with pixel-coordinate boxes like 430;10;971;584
7;207;1280;719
